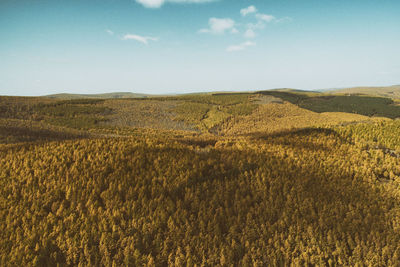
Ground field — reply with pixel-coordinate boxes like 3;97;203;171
2;87;400;266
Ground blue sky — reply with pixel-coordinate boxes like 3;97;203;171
1;0;399;96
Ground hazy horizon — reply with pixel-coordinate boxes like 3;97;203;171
1;0;399;96
1;83;399;97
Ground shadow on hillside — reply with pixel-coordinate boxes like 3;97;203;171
0;125;88;144
175;138;218;148
4;136;399;265
257;91;400;119
169;141;399;264
246;127;352;152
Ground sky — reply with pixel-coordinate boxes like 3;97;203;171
0;0;399;96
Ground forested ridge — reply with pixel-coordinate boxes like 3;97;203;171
1;93;400;266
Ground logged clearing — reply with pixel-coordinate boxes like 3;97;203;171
103;99;196;131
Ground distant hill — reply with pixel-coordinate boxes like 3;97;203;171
328;85;400;99
44;92;150;99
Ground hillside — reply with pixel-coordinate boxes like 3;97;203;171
329;85;400;99
1;89;400;265
45;92;151;99
257;89;400;119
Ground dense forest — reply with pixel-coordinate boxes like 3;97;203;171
1;91;400;266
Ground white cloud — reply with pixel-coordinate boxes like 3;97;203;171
256;13;276;22
244;28;255;38
275;16;293;23
106;29;114;35
226;41;255;52
246;21;265;30
231;28;239;34
240;5;257;16
136;0;164;8
136;0;216;8
121;34;158;44
245;13;278;31
169;0;216;2
199;18;235;35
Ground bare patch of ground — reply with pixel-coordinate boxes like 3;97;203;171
102;99;197;131
251;94;284;105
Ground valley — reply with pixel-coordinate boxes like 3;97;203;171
1;87;400;265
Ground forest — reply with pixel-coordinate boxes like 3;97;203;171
1;89;400;266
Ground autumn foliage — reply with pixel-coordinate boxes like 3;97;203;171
1;93;400;266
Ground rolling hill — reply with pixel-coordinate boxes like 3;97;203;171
1;87;400;266
328;85;400;99
44;92;151;99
